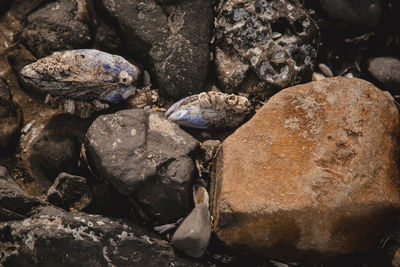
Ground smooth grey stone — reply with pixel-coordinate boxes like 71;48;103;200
368;57;400;94
172;203;211;258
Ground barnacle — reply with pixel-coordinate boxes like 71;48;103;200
166;91;250;129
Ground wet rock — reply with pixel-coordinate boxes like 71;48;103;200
166;91;251;129
0;205;206;266
214;0;319;93
46;172;93;212
20;114;91;195
210;77;400;261
19;49;141;118
20;0;91;58
319;0;381;26
0;79;21;150
172;186;211;258
100;0;213;99
28;135;80;181
85;109;199;223
7;44;37;73
368;57;400;94
0;166;42;221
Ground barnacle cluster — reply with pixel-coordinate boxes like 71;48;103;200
19;49;141;118
214;0;319;92
166;91;250;129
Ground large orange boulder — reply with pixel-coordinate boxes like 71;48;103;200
210;77;400;262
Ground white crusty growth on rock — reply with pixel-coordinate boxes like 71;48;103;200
166;91;251;129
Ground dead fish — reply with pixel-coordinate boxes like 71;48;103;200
19;49;140;118
166;91;250;129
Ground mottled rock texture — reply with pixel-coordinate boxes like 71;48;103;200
0;166;42;221
20;0;91;58
46;172;93;212
85;109;199;223
214;0;319;93
0;205;206;266
0;79;21;149
100;0;213;99
210;77;400;262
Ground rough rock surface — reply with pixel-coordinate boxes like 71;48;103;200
368;57;400;94
100;0;213;99
20;0;91;58
214;0;319;93
0;166;42;221
46;172;93;212
85;109;199;223
0;79;21;149
20;114;91;196
210;77;400;261
0;205;206;266
319;0;381;26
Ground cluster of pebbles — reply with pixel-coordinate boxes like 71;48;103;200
0;0;399;266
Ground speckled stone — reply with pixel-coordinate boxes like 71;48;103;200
211;77;400;262
214;0;319;93
85;109;199;223
368;57;400;94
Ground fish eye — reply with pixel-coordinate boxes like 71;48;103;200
118;71;133;85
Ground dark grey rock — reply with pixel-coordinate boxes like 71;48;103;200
20;0;91;58
0;0;13;16
0;205;207;266
0;79;21;150
319;0;381;26
46;172;93;212
368;57;400;94
21;114;91;191
201;140;221;166
172;203;211;258
0;166;42;221
29;134;80;181
100;0;213;99
214;0;319;93
85;109;199;223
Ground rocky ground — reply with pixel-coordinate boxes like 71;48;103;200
0;0;400;266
